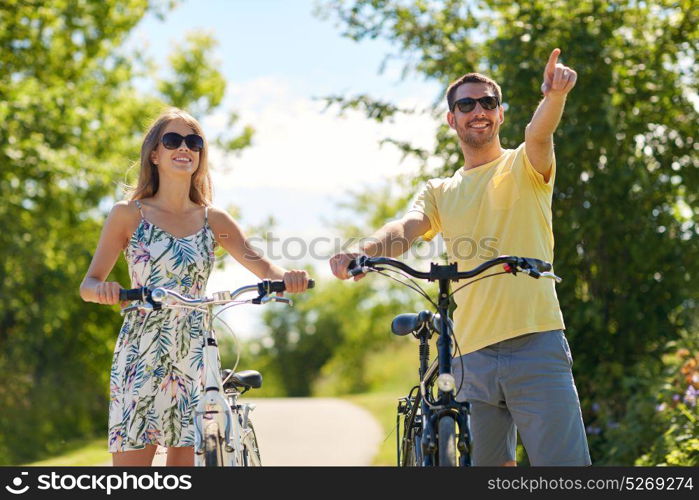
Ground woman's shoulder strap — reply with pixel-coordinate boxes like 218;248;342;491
134;199;145;219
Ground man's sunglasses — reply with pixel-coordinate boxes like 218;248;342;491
161;132;204;152
451;96;500;113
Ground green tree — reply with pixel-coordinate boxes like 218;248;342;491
319;0;698;463
0;0;251;464
254;274;424;396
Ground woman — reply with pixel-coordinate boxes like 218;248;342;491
80;107;310;466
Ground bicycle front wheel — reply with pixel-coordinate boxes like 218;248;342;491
241;421;262;466
204;421;224;466
438;415;457;466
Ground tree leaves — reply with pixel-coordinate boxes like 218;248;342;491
158;32;226;117
0;1;251;464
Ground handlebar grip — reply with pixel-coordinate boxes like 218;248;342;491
347;260;360;276
347;256;368;277
264;279;316;293
522;258;552;273
119;287;148;301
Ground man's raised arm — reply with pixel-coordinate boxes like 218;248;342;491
525;48;577;183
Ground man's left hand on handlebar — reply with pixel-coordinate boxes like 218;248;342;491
329;252;366;281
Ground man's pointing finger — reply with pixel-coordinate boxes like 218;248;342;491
545;48;561;74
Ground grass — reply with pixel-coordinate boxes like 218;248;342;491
343;391;403;465
334;339;426;465
23;438;110;467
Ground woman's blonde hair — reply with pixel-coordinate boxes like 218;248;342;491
127;107;212;205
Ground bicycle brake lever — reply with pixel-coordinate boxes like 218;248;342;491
120;306;136;316
120;303;153;316
260;295;293;306
521;267;541;279
540;271;563;283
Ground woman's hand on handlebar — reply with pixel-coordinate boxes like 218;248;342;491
281;269;311;293
95;281;126;306
329;252;365;281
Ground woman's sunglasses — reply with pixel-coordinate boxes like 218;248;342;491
452;96;500;113
161;132;204;152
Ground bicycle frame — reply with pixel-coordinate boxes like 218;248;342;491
439;276;471;465
193;310;242;466
193;296;265;466
401;273;472;466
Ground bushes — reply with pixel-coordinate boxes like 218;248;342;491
635;342;699;466
583;332;698;465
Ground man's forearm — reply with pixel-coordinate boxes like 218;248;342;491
525;94;567;141
359;220;412;258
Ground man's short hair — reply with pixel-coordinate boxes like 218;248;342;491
446;73;503;111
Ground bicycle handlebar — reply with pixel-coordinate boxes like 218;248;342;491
347;255;560;282
119;279;315;303
264;279;316;293
120;288;149;301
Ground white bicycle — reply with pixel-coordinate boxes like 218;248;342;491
119;279;314;466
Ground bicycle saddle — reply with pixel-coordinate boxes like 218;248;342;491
391;310;434;336
222;369;263;390
392;311;454;336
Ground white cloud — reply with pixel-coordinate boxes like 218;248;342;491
205;76;438;193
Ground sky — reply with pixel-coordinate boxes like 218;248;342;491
125;0;444;338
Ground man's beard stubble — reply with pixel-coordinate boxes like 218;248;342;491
456;122;499;148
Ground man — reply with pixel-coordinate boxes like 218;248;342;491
329;49;591;466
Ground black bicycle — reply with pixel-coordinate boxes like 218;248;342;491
347;255;561;466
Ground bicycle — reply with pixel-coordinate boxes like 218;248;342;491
118;278;314;466
347;255;561;466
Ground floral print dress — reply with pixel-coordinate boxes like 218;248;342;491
108;200;216;452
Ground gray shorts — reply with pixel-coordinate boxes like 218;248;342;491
452;329;591;466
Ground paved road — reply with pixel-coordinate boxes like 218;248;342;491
106;398;383;466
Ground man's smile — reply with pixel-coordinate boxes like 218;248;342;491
468;120;491;130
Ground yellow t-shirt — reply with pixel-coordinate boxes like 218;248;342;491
409;143;565;354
